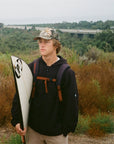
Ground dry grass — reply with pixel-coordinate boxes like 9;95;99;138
71;61;114;115
0;60;15;126
0;52;114;138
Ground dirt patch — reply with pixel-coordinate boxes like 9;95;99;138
0;127;114;144
69;133;114;144
0;126;15;139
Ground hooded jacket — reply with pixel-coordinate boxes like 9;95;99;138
11;56;78;136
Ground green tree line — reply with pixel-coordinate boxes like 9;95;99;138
28;20;114;30
0;26;114;55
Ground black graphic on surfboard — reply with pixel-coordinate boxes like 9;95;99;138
14;58;23;78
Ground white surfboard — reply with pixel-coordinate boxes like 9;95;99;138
11;56;33;138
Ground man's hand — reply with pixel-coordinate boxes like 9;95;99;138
15;123;26;136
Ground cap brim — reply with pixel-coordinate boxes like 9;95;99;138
34;36;52;41
34;37;40;40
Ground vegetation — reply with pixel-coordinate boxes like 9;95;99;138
28;20;114;30
88;113;114;137
0;21;114;55
0;21;114;142
93;30;114;52
0;113;113;143
0;23;4;28
0;28;38;53
0;134;21;144
0;49;113;133
75;113;114;137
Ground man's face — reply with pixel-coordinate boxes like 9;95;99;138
38;38;56;56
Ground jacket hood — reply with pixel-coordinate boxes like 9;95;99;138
40;55;67;67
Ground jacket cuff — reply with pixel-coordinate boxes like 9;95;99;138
63;128;70;137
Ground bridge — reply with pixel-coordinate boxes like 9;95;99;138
4;25;102;35
59;29;102;35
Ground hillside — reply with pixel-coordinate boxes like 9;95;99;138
0;25;114;55
0;21;114;143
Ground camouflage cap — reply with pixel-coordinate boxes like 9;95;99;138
34;28;59;41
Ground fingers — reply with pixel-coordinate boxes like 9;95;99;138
15;123;26;136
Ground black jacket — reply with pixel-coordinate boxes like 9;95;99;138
11;56;78;136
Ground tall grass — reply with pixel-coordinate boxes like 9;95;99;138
75;114;90;134
0;49;114;139
88;112;114;137
0;134;21;144
0;53;15;126
71;61;114;115
75;113;114;137
1;113;113;143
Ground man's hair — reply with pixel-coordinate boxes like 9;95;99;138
52;39;61;54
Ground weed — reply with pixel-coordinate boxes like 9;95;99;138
0;51;114;131
0;134;21;144
76;61;114;115
7;134;21;144
88;112;114;137
75;114;90;134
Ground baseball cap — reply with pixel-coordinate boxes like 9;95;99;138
34;28;59;40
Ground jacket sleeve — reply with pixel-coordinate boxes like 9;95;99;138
61;68;79;136
11;93;22;127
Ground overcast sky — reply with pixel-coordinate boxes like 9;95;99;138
0;0;114;24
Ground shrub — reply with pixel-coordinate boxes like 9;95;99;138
7;134;21;144
0;51;114;127
75;114;90;134
0;134;21;144
0;59;15;126
60;47;79;64
85;46;104;61
74;61;114;115
88;113;114;137
0;75;15;126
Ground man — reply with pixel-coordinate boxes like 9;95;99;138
11;28;78;144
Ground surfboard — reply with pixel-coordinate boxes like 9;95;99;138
11;56;33;143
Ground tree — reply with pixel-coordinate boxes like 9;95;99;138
0;23;4;28
94;30;114;52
